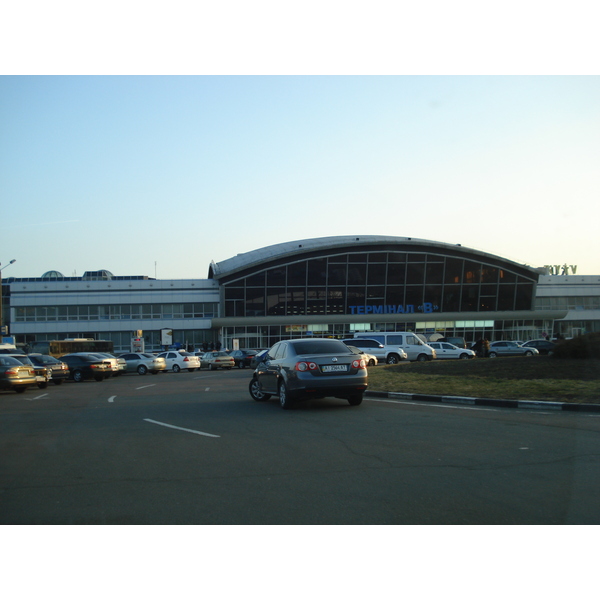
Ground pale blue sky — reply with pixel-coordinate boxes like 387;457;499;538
2;75;599;279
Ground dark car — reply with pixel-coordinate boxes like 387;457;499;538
521;339;556;355
61;354;112;382
249;338;368;409
229;349;259;368
0;355;37;393
250;349;269;369
27;354;70;385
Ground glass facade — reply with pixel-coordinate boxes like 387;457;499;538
223;250;537;318
15;302;218;322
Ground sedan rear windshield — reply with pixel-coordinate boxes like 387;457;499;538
292;340;350;355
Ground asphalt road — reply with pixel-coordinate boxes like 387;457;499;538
1;368;600;524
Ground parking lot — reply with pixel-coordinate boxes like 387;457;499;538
2;368;600;524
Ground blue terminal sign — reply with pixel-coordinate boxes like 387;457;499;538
349;303;440;315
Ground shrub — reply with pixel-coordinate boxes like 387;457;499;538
552;333;600;359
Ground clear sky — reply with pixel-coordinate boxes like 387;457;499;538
2;75;599;280
2;1;599;281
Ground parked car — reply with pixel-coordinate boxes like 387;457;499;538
68;352;121;377
439;337;467;349
428;342;476;360
0;355;37;393
521;340;556;355
9;354;51;388
342;338;408;364
487;341;540;358
249;338;368;409
60;354;112;382
250;349;269;369
118;352;168;375
157;350;201;372
228;349;259;368
28;354;70;385
345;345;378;366
201;351;235;370
95;353;127;375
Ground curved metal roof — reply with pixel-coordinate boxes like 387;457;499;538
210;235;538;280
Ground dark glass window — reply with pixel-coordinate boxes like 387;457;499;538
328;263;347;285
406;263;425;285
225;287;245;301
463;262;481;284
425;263;444;285
387;262;406;285
497;284;517;310
267;267;286;286
287;262;307;286
461;285;479;311
405;286;424;308
515;284;534;310
266;288;286;315
246;289;265;316
481;266;499;284
347;287;366;306
444;258;463;283
246;271;265;287
307;259;327;285
347;263;367;285
385;286;404;306
367;263;386;285
499;270;516;283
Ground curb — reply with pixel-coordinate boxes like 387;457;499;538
365;390;600;413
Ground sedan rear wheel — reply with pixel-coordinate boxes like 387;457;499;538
278;380;294;410
348;393;363;406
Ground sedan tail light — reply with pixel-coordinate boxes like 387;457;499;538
352;359;367;369
295;361;318;371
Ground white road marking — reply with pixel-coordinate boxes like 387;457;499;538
205;387;210;392
108;396;116;403
28;393;48;401
136;384;156;390
143;419;220;438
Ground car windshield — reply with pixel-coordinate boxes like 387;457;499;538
142;354;155;358
292;340;350;355
0;356;22;366
13;356;34;366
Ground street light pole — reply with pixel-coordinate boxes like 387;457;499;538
0;259;17;339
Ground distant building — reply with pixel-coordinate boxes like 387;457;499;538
3;237;598;352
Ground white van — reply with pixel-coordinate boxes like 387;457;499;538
353;332;436;362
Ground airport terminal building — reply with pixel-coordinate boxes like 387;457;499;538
3;236;599;352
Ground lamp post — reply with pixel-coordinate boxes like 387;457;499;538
0;259;16;339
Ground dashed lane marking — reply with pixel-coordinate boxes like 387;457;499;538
143;419;220;438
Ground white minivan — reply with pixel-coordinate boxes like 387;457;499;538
353;332;436;362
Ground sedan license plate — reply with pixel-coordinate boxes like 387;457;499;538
322;364;348;373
